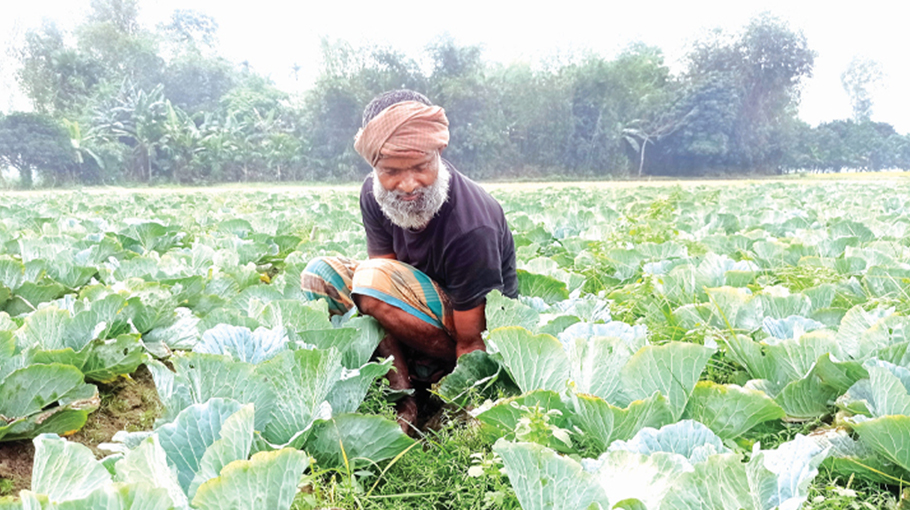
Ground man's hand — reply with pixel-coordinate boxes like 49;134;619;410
396;396;418;434
452;304;486;358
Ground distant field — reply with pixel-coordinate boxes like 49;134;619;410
2;169;909;196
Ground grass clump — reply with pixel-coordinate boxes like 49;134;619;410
0;478;15;497
294;411;518;510
803;473;905;510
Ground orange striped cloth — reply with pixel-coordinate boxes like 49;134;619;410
353;101;449;167
300;256;451;330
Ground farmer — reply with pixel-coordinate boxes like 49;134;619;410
301;89;518;432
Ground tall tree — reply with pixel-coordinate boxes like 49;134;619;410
0;112;74;187
158;9;219;54
161;53;235;114
679;12;815;172
15;21;104;116
841;56;884;122
426;35;507;177
491;61;572;174
76;0;162;96
94;83;170;181
87;0;140;36
566;44;670;175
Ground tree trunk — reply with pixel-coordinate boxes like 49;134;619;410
144;146;152;183
638;137;649;177
19;166;33;189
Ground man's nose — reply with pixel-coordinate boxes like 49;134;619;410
397;172;419;194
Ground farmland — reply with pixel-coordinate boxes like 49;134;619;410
1;177;910;509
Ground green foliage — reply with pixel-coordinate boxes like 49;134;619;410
0;112;75;187
8;7;910;185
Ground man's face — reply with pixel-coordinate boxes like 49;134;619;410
372;151;450;231
373;151;440;196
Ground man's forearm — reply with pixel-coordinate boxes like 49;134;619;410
451;304;487;358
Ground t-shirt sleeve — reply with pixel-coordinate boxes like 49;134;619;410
444;226;504;311
360;177;394;256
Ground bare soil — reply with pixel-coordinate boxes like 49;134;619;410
0;364;161;497
0;441;33;497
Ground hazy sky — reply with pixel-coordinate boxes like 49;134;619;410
2;0;908;132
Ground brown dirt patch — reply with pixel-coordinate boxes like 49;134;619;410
0;364;161;496
69;364;162;458
0;441;33;497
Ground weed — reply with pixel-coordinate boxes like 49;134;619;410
357;377;398;422
0;478;14;497
741;417;828;451
700;348;742;385
803;472;904;510
293;420;520;510
772;265;843;292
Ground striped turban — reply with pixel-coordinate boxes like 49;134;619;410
353;101;450;168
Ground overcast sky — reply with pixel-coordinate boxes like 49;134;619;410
2;0;908;133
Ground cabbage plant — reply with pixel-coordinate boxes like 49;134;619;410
144;317;413;467
3;426;309;510
0;316;100;442
495;421;829;510
839;359;910;476
467;326;783;453
12;299;144;383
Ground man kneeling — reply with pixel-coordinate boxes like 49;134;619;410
301;89;517;432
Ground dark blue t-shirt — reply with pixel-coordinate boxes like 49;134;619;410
360;160;518;311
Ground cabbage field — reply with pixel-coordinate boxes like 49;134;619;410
1;180;910;509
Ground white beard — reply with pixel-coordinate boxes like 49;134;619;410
372;158;451;231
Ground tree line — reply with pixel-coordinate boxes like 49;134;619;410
1;0;908;188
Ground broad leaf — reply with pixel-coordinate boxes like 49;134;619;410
157;398;253;495
744;435;829;510
52;483;174;510
114;435;187;508
852;417;910;473
31;434;111;503
488;327;570;394
255;348;342;448
195;324;289;364
191;448;309;510
619;342;714;419
494;440;609;510
258;299;332;333
485;290;540;333
569;392;674;453
325;360;391;415
305;413;415;469
0;364;98;442
588;450;694;509
809;427;907;484
517;269;569;304
148;355;276;432
681;382;785;440
435;350;512;405
607;420;731;463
